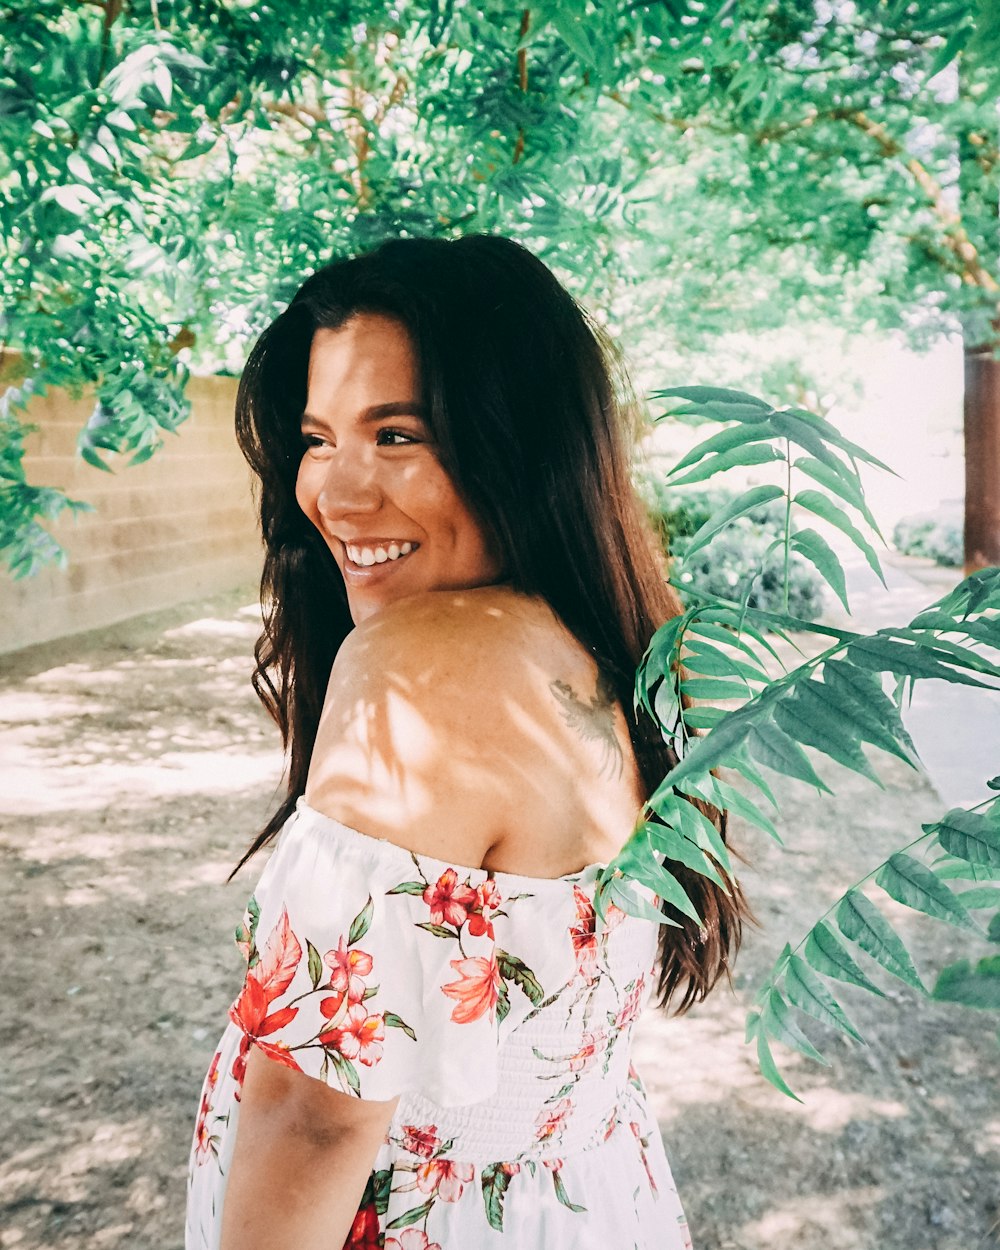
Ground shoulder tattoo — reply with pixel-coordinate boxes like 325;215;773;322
549;669;624;781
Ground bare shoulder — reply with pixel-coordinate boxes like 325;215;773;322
332;584;558;686
305;584;644;877
304;586;571;864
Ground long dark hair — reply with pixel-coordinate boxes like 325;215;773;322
234;233;750;1012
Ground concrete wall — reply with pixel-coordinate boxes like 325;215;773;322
1;372;263;653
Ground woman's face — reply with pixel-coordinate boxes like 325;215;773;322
295;313;504;625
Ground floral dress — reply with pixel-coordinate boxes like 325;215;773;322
186;798;693;1250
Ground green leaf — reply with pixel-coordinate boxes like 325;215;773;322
773;680;882;785
780;408;895;473
755;1029;802;1102
612;838;702;924
793;489;885;585
931;808;1000;867
760;988;830;1065
645;819;729;889
481;1162;513;1232
602;873;674;925
680;706;728;730
789;528;850;612
306;940;323;990
653;385;771;410
956;886;1000;909
386;1199;435;1231
348;896;373;945
821;660;920;765
934;856;1000;882
328;1049;361;1095
784;953;865;1043
932;955;1000;1011
747;720;832;792
384;1011;417;1040
387;880;427;895
679;676;751;701
415;922;457;938
683;639;769;683
847;636;997;688
793;456;883;537
551;1166;587;1212
668;442;786;486
683;485;786;559
497;951;545;1005
803;921;886;997
836;889;925;991
875;852;980;933
671;790;733;873
666;420;780;477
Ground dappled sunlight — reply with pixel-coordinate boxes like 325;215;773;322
305;586;638;877
739;1188;885;1250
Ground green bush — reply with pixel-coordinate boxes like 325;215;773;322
640;481;826;620
892;506;963;568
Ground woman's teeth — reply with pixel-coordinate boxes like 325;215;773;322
345;541;417;567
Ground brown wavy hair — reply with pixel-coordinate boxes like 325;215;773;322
233;233;750;1012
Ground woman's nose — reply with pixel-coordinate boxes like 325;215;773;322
316;450;383;522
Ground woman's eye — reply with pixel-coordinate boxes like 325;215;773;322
376;427;418;447
301;433;329;450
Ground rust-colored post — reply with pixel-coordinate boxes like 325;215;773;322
963;342;1000;572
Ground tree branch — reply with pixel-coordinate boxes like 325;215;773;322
513;8;530;166
838;108;999;293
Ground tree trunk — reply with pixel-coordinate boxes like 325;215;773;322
963;341;1000;571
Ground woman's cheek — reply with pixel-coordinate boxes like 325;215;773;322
295;460;320;525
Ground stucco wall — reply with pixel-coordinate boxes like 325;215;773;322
1;373;263;654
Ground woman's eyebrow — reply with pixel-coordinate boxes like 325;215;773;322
300;401;427;427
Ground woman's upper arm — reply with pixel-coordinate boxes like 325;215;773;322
241;1043;399;1145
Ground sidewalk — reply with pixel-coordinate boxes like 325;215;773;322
824;549;1000;808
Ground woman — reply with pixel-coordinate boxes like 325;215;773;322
186;235;746;1250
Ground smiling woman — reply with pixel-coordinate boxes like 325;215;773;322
186;235;751;1250
295;316;504;623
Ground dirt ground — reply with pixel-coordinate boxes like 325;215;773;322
1;586;998;1250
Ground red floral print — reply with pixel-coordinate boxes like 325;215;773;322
440;954;501;1024
615;975;646;1030
325;936;374;1001
319;1003;385;1066
467;879;503;938
229;908;304;1088
535;1097;573;1141
193;1050;222;1158
423;868;479;928
568;1030;603;1074
384;1231;443;1250
343;1201;381;1249
569;886;598;982
604;901;626;931
401;1124;441;1159
416;1158;476;1202
630;1120;660;1196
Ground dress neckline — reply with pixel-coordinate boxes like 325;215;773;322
293;797;610;892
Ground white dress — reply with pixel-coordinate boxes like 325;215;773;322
186;799;693;1250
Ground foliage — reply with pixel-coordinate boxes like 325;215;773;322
5;1;1000;573
893;506;964;568
641;484;825;620
595;386;1000;1098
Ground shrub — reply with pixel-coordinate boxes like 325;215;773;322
892;506;963;568
640;480;826;620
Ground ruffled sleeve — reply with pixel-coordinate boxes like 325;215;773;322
228;801;503;1107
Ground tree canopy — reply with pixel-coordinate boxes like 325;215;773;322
2;0;1000;572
